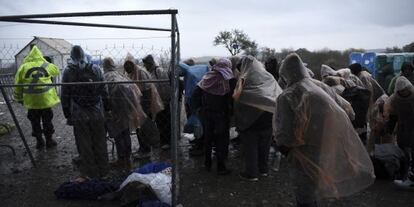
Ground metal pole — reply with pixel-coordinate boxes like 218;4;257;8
0;9;178;20
0;86;36;167
170;13;179;206
0;79;169;88
1;19;171;32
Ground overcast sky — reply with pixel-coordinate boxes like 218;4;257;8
0;0;413;58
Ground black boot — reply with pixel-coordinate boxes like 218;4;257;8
45;134;57;148
217;161;231;175
35;136;45;149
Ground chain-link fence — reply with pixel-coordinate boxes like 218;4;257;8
0;42;171;96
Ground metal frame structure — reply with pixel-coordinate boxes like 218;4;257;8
0;9;180;206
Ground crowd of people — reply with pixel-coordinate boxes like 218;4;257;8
13;44;414;206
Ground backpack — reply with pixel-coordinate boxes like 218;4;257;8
72;63;101;106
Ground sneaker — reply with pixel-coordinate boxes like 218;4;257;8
239;173;258;182
161;144;170;150
394;179;414;190
260;173;269;177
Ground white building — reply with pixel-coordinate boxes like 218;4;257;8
15;36;73;77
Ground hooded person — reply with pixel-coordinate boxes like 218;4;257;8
294;65;354;121
124;53;163;159
264;56;279;80
13;45;60;149
232;55;283;181
349;63;385;104
366;94;394;155
275;53;374;206
142;54;172;150
191;58;235;175
279;63;314;90
178;60;209;156
388;62;414;95
61;45;110;180
384;76;414;187
103;57;146;169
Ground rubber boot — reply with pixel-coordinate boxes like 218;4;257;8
217;161;231;175
35;136;45;149
45;134;57;148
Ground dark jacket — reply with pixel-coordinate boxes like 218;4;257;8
61;61;109;122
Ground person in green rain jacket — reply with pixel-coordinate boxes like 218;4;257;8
13;45;60;149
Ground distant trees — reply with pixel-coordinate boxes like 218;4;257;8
213;29;258;56
385;42;414;53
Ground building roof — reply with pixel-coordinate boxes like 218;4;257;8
15;36;73;57
36;36;72;54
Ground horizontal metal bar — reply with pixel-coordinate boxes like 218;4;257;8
0;10;178;20
0;19;171;32
0;73;14;77
0;79;169;88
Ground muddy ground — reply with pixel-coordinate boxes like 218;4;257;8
0;101;413;207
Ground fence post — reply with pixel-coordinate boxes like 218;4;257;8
170;12;179;206
0;85;36;167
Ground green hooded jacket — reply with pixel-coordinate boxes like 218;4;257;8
13;46;60;109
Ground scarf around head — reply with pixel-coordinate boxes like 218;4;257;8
198;58;234;95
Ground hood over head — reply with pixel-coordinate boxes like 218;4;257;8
349;63;362;75
103;57;116;73
395;76;413;93
279;53;310;87
23;45;46;63
320;64;337;79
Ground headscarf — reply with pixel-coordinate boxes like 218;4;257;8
198;58;234;95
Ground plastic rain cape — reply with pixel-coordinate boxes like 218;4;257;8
104;70;146;137
275;53;375;199
124;53;164;119
233;56;282;113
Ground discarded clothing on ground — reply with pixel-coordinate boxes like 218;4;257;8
138;200;170;207
100;181;158;207
120;167;172;205
54;179;119;200
134;162;172;174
